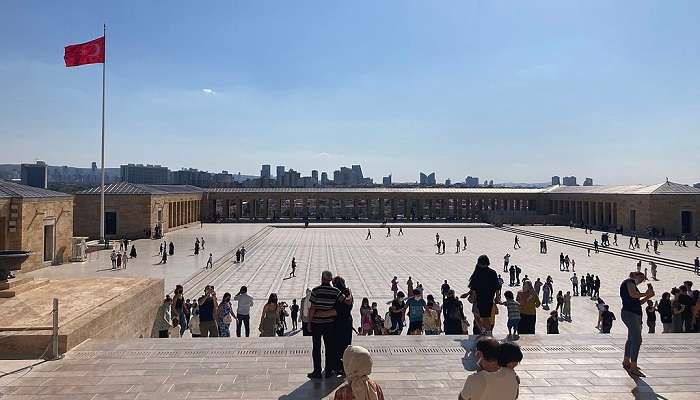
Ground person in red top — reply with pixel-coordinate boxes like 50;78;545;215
333;345;384;400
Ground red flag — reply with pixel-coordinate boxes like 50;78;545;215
64;37;105;67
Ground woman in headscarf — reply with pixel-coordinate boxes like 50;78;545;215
333;345;385;400
517;280;541;334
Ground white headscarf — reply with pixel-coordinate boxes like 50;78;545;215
343;346;379;400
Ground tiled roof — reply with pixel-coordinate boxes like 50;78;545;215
205;187;546;194
0;180;71;199
77;183;204;195
545;182;700;195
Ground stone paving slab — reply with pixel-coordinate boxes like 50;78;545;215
1;334;700;399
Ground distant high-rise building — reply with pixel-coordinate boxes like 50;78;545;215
333;170;340;184
489;180;494;187
562;176;577;186
120;164;170;184
21;161;48;189
419;172;436;186
276;166;285;183
551;176;561;186
465;176;479;188
382;175;392;187
321;172;329;185
311;170;319;183
583;177;593;186
445;179;451;186
173;168;212;187
694;183;700;189
91;162;97;173
213;170;233;185
261;164;271;179
351;165;363;185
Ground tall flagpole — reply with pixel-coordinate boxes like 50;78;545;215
100;23;106;246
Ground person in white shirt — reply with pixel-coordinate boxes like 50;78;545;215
233;286;254;337
300;289;312;336
458;339;519;400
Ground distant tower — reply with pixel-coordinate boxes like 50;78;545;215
583;177;593;186
261;164;271;179
551;176;560;186
20;161;48;189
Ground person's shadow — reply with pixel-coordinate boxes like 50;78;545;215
278;377;343;400
628;373;670;400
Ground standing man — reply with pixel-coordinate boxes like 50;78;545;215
695;257;700;276
308;271;344;379
462;255;501;336
456;239;461;253
503;253;511;273
198;286;218;337
571;273;579;296
240;245;246;262
233;286;254;337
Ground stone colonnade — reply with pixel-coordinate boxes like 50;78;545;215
168;199;201;228
549;198;618;227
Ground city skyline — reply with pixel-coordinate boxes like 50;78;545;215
2;1;699;184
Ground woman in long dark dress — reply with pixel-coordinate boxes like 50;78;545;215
333;276;354;375
442;290;465;335
129;245;137;258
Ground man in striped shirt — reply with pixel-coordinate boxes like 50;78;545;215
308;270;344;379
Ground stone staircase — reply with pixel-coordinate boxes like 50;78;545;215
0;277;49;298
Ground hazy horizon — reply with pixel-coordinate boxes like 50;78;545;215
1;1;699;185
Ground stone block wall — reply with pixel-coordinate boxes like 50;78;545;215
19;197;74;272
74;194;151;239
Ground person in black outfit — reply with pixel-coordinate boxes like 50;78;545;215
657;292;673;333
509;265;516;286
442;290;465;334
441;280;451;302
678;285;695;332
290;299;299;330
462;255;500;335
168;241;175;256
332;276;354;376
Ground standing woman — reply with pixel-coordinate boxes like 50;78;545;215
217;292;237;337
260;293;280;337
555;291;564;314
442;290;465;335
360;298;373;335
173;285;188;336
333;276;354;374
517;280;541;334
620;272;655;377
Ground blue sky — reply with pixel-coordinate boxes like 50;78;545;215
1;1;699;184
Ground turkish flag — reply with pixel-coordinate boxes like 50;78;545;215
64;36;105;67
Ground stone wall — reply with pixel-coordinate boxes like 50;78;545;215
649;195;700;236
74;194;151;240
18;197;74;272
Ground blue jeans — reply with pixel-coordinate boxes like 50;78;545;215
621;310;642;363
507;318;520;334
179;311;188;336
390;315;403;335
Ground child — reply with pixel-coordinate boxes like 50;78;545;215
169;317;181;338
547;310;559;334
595;298;606;330
645;300;657;334
459;339;519;400
600;305;616;333
500;290;521;339
333;346;385;400
498;341;523;396
189;303;200;337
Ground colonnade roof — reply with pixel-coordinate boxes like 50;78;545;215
205;187;546;194
77;182;204;195
545;181;700;195
0;179;71;199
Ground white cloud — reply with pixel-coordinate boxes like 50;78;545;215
201;88;216;94
314;152;344;159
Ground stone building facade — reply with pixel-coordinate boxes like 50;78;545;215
74;183;203;240
0;180;74;273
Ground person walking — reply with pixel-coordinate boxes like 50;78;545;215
695;257;700;275
366;229;372;240
206;253;213;269
360;298;372;335
110;250;117;269
240;246;246;262
217;292;237;337
154;296;173;338
441;280;451;302
500;290;520;339
259;293;280;337
122;251;128;269
308;271;344;379
234;286;254;337
555;291;564;314
130;244;137;258
390;276;399;299
290;257;297;278
562;291;572;321
455;239;461;253
168;241;174;256
194;239;200;255
513;235;520;249
236;248;241;263
620;272;655;377
406;277;414;297
645;300;657;334
600;305;616;333
504;253;511;273
571;273;579;296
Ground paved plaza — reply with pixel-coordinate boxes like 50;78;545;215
25;224;700;336
2;334;700;399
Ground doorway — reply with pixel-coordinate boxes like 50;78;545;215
681;211;693;234
105;212;117;236
43;224;55;262
629;210;636;232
